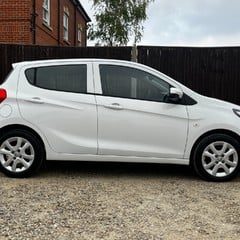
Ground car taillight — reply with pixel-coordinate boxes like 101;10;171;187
0;89;7;103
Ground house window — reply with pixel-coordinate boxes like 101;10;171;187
42;0;50;25
63;7;69;41
78;24;82;46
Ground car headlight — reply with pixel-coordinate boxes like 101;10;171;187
233;109;240;118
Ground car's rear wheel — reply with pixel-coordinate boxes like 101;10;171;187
0;129;44;177
193;134;240;181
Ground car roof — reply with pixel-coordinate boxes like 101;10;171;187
12;59;138;68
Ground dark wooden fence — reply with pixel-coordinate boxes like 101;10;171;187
138;46;240;105
1;44;240;105
0;44;132;82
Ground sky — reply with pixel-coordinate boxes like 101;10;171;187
83;0;240;47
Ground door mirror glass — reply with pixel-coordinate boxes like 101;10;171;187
167;87;183;103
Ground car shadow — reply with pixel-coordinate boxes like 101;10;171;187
41;160;197;180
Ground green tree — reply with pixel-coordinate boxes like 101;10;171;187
88;0;154;46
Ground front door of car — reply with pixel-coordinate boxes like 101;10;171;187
95;64;189;159
17;63;97;154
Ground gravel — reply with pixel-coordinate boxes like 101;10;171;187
0;161;240;240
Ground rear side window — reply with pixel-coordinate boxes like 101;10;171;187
25;65;87;93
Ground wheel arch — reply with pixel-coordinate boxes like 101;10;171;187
0;124;46;158
189;129;240;166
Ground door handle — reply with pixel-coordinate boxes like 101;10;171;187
25;97;45;104
104;103;123;110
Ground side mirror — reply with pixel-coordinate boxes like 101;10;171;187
167;87;183;103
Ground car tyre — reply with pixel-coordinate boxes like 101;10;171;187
193;134;240;181
0;129;44;178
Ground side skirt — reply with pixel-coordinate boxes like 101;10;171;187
47;154;189;165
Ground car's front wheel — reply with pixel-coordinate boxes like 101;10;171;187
0;129;44;178
192;134;240;181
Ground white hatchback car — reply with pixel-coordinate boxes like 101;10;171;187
0;59;240;181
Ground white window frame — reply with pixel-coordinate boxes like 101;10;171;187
63;8;69;41
42;0;50;25
78;24;82;46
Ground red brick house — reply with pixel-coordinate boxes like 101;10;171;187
0;0;91;46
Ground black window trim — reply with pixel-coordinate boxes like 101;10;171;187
93;92;197;105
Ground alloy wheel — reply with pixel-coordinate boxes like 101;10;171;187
202;141;238;178
0;137;35;173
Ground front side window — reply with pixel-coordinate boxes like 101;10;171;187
63;8;69;41
42;0;50;25
99;65;171;102
25;65;87;94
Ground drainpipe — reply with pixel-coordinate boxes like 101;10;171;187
74;6;77;46
31;0;37;44
58;0;61;45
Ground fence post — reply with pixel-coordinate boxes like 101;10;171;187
131;44;138;62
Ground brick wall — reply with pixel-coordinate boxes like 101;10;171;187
35;0;59;45
0;0;89;46
35;0;88;46
0;0;32;44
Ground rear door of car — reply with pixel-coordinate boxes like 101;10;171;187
17;61;98;155
94;61;189;159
